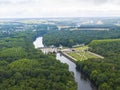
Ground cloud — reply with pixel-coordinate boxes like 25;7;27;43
75;0;120;6
0;0;36;5
0;0;120;18
85;0;108;4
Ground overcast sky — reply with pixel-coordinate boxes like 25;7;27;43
0;0;120;18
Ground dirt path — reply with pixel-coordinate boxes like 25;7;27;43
87;51;104;59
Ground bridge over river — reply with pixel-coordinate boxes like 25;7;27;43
39;47;60;54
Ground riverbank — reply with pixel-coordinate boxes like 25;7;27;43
59;51;77;63
56;53;97;90
34;36;97;90
59;50;98;90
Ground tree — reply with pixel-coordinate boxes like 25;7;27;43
98;83;111;90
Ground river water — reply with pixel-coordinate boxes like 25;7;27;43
33;37;44;48
33;37;96;90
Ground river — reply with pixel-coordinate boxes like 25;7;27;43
33;37;97;90
33;37;44;48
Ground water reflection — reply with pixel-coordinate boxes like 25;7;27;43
56;53;96;90
33;37;44;48
33;37;96;90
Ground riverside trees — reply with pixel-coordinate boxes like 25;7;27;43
43;29;120;47
0;31;77;90
76;39;120;90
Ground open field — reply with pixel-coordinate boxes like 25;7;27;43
73;46;89;51
68;46;100;61
68;51;99;61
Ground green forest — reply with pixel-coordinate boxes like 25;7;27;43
43;28;120;90
43;29;120;47
0;31;77;90
1;18;120;90
76;39;120;90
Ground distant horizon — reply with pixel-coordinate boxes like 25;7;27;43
0;16;120;19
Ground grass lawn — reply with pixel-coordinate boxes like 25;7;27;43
68;46;99;61
74;46;89;51
68;52;98;61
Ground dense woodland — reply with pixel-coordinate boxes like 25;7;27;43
43;28;120;47
76;39;120;90
0;31;77;90
1;19;120;90
43;26;120;90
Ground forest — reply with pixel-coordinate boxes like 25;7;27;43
0;31;77;90
43;28;120;47
42;26;120;90
76;39;120;90
1;19;120;90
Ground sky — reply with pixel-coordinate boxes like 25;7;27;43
0;0;120;18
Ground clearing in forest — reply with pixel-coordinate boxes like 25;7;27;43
68;46;100;61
